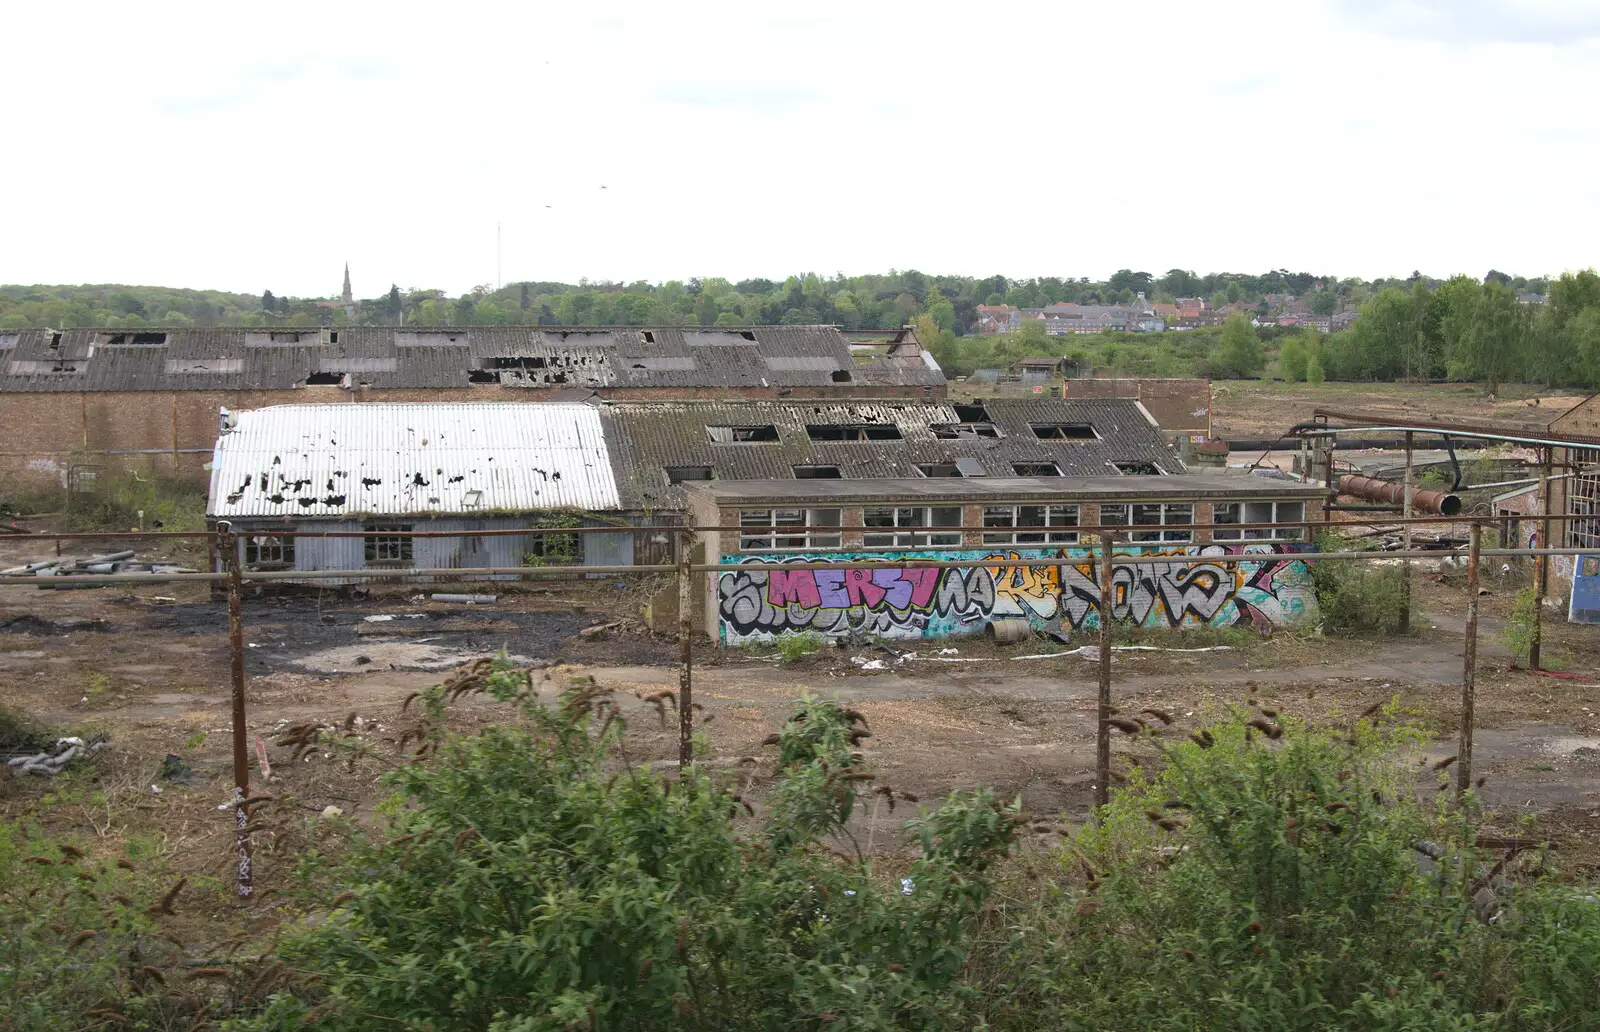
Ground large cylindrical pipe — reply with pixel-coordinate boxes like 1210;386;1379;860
1338;474;1462;516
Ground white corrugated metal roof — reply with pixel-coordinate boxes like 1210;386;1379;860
207;403;621;518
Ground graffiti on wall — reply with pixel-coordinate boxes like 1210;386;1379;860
717;544;1317;643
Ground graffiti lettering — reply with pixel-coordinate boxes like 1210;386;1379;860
717;545;1317;644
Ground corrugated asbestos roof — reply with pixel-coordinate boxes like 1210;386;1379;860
0;325;942;392
207;403;620;518
599;397;1184;510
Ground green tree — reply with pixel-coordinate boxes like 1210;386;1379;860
1279;336;1308;382
1444;280;1531;393
387;285;403;323
1308;289;1338;316
1208;314;1265;378
925;288;956;333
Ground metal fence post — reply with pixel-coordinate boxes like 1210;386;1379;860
677;530;694;769
1532;447;1551;670
1400;431;1413;633
1458;522;1481;801
1095;533;1115;816
217;522;252;898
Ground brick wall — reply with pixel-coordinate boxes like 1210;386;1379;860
0;383;944;488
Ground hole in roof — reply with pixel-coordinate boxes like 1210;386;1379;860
1031;423;1098;441
807;424;903;442
305;371;342;386
830;369;853;383
953;403;990;422
642;330;655;344
1113;461;1162;475
329;331;339;344
931;422;1001;439
793;465;842;479
707;425;780;443
49;333;62;351
739;330;756;341
666;466;713;484
468;369;501;384
1012;462;1062;476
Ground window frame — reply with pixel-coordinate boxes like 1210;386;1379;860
1129;502;1193;544
363;523;415;565
1211;500;1307;541
982;504;1079;545
737;508;842;552
862;505;962;548
243;533;294;569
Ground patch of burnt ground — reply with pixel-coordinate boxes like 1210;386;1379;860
13;595;681;673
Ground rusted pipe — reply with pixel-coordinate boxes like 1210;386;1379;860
1338;474;1462;516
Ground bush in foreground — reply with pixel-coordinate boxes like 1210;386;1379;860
229;663;1600;1031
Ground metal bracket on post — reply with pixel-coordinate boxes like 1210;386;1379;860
216;521;252;899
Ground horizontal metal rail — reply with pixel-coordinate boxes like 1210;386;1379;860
0;546;1589;588
8;513;1593;543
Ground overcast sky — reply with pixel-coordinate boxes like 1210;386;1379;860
5;0;1598;297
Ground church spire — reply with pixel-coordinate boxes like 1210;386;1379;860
342;263;353;305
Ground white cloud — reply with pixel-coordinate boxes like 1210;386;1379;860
2;0;1596;296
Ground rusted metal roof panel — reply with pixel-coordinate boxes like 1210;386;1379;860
207;403;620;518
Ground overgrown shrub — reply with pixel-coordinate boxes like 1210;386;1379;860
984;712;1600;1031
216;661;1600;1031
62;470;207;533
238;666;1021;1030
1310;532;1412;634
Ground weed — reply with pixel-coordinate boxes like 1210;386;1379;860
1310;531;1412;635
0;703;49;751
1503;586;1539;666
775;630;826;664
85;673;111;703
184;731;208;750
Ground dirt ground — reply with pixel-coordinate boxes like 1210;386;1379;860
3;534;1600;946
1211;380;1589;441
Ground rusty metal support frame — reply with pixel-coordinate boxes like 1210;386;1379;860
216;522;253;899
1095;533;1115;817
677;530;695;769
1401;431;1413;633
1458;522;1482;801
1532;446;1552;671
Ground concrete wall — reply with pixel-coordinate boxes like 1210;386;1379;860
713;542;1318;644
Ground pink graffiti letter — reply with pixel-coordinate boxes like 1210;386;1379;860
900;568;941;609
767;568;821;609
844;568;887;608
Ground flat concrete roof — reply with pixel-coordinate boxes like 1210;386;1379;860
684;473;1325;506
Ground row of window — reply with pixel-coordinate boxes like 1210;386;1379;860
241;524;585;568
736;501;1307;552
